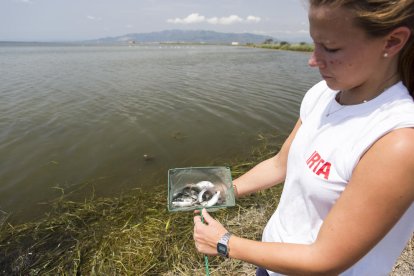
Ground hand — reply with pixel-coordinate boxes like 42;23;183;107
193;208;229;256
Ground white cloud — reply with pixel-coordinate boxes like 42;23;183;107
206;17;218;24
167;13;205;24
167;13;260;25
246;16;261;23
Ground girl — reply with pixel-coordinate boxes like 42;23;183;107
193;1;414;275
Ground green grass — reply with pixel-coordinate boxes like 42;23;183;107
251;43;314;52
0;133;412;275
0;135;282;275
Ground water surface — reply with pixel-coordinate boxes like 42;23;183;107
0;44;320;221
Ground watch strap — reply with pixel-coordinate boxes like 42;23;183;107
217;232;232;257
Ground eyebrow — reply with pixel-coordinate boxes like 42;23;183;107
309;34;337;47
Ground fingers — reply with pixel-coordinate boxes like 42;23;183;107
193;220;204;254
193;214;202;225
193;210;208;242
193;209;226;256
194;208;212;225
201;208;213;224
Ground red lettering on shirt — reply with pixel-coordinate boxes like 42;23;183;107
306;150;331;180
306;151;320;167
316;162;331;179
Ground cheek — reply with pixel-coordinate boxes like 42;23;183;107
329;59;356;71
329;59;343;65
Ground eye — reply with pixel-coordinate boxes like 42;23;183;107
323;46;340;53
312;41;340;53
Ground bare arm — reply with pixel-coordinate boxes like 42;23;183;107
234;119;302;198
194;128;414;275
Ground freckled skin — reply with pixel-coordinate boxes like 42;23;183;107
193;4;414;275
329;60;342;65
307;5;394;104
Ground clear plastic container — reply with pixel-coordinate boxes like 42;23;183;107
167;166;235;212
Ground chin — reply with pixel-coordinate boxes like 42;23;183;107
323;78;342;91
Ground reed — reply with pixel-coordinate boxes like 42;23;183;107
0;134;412;275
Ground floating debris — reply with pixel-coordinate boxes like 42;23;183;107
143;154;154;161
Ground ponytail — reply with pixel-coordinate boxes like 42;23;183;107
399;33;414;97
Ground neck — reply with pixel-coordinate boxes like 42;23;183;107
339;72;400;105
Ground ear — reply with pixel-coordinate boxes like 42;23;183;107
384;26;411;57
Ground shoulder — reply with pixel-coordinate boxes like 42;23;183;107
357;127;414;197
371;128;414;169
315;127;414;273
385;127;414;148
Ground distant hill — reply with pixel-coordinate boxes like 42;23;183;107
87;30;274;44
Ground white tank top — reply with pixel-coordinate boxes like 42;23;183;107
262;81;414;276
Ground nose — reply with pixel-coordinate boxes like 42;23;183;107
308;48;326;69
308;52;318;67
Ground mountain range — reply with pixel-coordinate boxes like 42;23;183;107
87;29;274;44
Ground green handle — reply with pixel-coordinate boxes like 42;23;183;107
200;209;210;276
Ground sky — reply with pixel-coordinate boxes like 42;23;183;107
1;0;311;42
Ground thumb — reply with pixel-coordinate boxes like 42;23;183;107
201;208;214;224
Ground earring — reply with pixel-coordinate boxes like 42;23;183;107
383;52;389;58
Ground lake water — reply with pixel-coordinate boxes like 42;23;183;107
0;44;320;222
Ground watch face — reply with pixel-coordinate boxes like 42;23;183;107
217;243;227;255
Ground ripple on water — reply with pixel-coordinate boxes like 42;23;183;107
0;45;320;221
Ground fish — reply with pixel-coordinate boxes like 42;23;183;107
201;191;221;207
172;191;198;207
171;181;223;209
197;188;213;203
172;200;194;207
195;181;215;190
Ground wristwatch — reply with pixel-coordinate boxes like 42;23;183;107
217;232;232;258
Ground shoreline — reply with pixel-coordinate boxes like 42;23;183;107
248;42;314;52
0;139;412;275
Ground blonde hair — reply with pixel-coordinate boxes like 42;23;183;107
309;0;414;97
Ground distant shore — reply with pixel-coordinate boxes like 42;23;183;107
0;40;315;53
248;42;314;52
